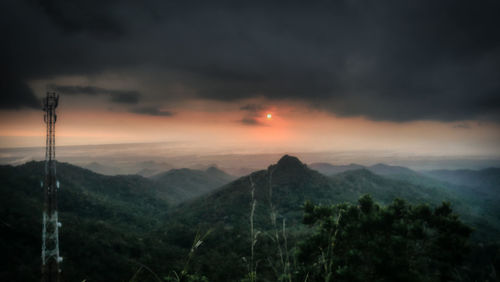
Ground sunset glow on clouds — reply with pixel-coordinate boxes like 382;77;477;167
1;0;499;159
1;96;499;159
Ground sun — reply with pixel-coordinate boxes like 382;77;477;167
266;113;272;119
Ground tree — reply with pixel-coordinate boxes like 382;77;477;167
298;195;472;282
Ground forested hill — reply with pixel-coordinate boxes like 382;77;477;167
0;161;171;226
168;155;500;240
0;161;171;281
151;166;235;202
1;157;499;281
423;167;500;194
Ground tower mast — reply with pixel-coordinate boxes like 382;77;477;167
41;92;62;282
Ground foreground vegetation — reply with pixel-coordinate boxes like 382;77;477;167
299;196;471;281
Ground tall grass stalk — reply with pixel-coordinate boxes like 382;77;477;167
183;229;213;276
267;167;292;281
129;262;162;282
248;174;260;282
165;229;213;282
320;211;343;282
268;167;284;268
282;218;292;282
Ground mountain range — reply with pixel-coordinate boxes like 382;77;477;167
311;161;426;178
169;156;498;234
1;155;499;281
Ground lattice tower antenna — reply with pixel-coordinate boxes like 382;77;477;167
41;92;62;282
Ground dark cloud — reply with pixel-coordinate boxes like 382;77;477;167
1;0;500;121
130;106;173;116
240;104;264;113
49;85;140;104
36;0;126;37
110;92;140;104
0;77;41;109
453;123;471;129
239;103;265;126
240;117;262;126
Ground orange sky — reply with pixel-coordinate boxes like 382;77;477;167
1;98;499;158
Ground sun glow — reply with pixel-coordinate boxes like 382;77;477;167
267;113;272;119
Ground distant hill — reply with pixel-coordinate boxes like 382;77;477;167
84;160;173;176
330;168;454;205
135;160;174;177
222;166;261;177
423;168;500;194
368;163;418;177
309;161;475;198
151;166;235;202
308;162;364;175
84;161;121;175
309;162;420;177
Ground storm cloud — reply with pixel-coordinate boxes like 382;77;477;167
0;76;41;109
1;0;499;121
49;85;141;104
240;104;265;126
130;106;173;117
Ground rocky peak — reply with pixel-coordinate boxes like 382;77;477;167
276;155;305;169
269;155;310;184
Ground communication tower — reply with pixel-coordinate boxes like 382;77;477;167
41;92;62;282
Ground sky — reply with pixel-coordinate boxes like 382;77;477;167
1;0;500;160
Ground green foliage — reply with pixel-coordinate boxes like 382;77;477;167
1;157;498;281
298;195;472;282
